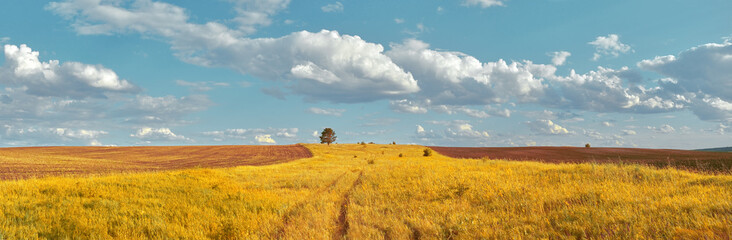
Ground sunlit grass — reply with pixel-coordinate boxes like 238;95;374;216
1;144;730;239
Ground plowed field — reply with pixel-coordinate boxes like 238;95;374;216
0;145;312;180
430;146;732;173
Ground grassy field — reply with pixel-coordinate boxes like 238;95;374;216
430;146;732;173
1;144;731;239
0;145;311;180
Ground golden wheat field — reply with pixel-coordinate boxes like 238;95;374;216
1;144;731;239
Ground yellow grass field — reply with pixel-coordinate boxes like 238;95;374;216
1;144;731;239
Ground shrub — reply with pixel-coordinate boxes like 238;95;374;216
367;159;375;164
399;153;403;157
392;141;396;145
585;143;591;148
423;148;433;157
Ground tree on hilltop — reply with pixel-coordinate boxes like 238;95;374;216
320;128;337;145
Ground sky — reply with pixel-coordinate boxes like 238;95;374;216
0;0;730;149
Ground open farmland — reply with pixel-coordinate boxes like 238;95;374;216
430;146;732;173
0;145;311;180
1;144;731;239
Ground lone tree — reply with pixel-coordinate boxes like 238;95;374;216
320;128;337;145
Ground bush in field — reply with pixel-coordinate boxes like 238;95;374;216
585;143;591;148
399;153;403;157
423;148;433;157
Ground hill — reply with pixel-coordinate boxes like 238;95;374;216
696;146;732;152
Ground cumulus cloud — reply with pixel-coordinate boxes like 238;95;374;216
1;44;139;98
203;128;298;142
0;43;210;146
414;121;490;146
462;0;506;8
647;124;675;134
527;120;571;135
622;129;637;135
321;2;343;12
589;34;632;60
255;134;276;144
45;0;732;125
387;39;549;105
390;99;428;114
306;107;345;116
550;51;571;66
1;125;108;146
638;40;732;122
546;66;682;113
432;105;510;118
48;1;418;103
204;30;420;103
131;127;190;141
446;123;490;139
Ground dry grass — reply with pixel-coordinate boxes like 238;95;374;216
1;144;730;239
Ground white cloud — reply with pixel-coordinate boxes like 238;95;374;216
432;105;510;118
394;18;404;24
321;2;343;12
44;0;731;126
638;39;732;122
131;127;190;141
48;2;419;103
203;128;298;142
647;124;675;134
0;37;9;43
1;125;109;146
550;51;571;66
1;44;139;98
622;129;637;135
306;107;345;116
527;119;571;135
602;121;614;127
390;99;428;114
589;34;632;60
255;134;276;144
387;39;549;105
416;125;425;134
312;131;319;137
446;123;490;139
462;0;506;8
414;121;490;146
229;0;291;34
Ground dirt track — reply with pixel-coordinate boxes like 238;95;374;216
0;145;312;180
430;146;732;173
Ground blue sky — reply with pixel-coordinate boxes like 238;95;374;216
0;0;730;148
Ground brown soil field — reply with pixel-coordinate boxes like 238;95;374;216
430;146;732;173
0;145;312;180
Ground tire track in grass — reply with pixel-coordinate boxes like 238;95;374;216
334;170;363;239
275;171;349;239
